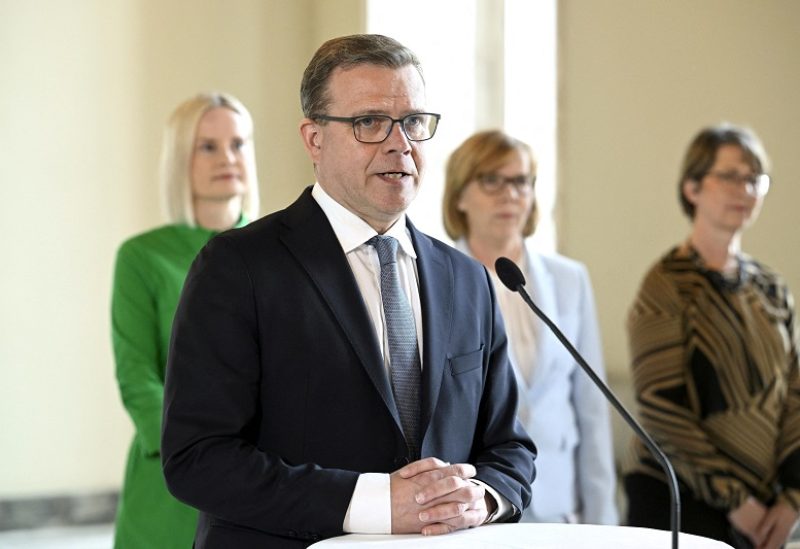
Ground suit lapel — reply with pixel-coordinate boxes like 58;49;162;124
408;221;451;438
278;189;400;426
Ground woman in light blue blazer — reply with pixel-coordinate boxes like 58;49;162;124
443;130;618;525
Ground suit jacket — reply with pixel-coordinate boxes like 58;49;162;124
457;240;617;524
162;188;536;548
516;246;617;524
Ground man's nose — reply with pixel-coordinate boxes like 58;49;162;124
383;120;412;151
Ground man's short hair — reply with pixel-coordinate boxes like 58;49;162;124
300;34;423;118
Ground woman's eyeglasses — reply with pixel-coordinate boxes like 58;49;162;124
475;173;536;194
704;171;771;196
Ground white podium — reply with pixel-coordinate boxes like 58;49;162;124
309;523;734;548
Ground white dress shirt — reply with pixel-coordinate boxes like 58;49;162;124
489;262;538;384
312;184;510;533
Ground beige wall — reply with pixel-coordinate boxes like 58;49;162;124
1;0;798;499
0;0;363;498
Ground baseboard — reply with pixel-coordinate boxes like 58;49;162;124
0;491;118;531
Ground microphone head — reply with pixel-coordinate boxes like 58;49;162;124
495;257;526;291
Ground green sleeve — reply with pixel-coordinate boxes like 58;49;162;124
112;241;164;456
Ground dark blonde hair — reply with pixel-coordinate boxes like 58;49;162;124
160;92;260;225
443;130;538;240
679;123;770;219
300;34;423;118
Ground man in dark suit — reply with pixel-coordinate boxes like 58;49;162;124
162;34;536;548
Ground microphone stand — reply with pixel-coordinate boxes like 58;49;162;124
497;260;681;549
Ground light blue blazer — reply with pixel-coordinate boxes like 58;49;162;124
458;239;618;525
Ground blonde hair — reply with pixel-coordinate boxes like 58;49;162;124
443;130;538;240
160;92;260;225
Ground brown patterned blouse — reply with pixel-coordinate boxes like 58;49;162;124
624;244;800;512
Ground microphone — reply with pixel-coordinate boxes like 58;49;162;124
495;257;681;549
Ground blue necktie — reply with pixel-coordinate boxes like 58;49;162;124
369;235;421;458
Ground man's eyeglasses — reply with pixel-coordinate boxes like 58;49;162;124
314;113;441;143
704;171;771;196
475;173;536;194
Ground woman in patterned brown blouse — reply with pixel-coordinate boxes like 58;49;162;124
624;124;800;549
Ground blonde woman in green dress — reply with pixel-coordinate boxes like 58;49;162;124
111;92;260;548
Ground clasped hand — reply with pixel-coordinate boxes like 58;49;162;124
390;457;494;536
729;496;799;549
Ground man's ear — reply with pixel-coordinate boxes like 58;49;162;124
299;118;322;161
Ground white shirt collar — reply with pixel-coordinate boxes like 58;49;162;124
311;182;417;259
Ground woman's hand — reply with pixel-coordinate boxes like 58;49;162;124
728;496;767;546
755;500;799;549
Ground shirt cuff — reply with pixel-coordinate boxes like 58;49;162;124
471;479;513;522
343;473;392;534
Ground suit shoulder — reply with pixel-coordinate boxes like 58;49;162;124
228;209;283;237
220;188;317;248
534;250;590;281
213;209;288;254
425;234;486;273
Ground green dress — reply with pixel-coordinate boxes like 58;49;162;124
111;219;246;548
